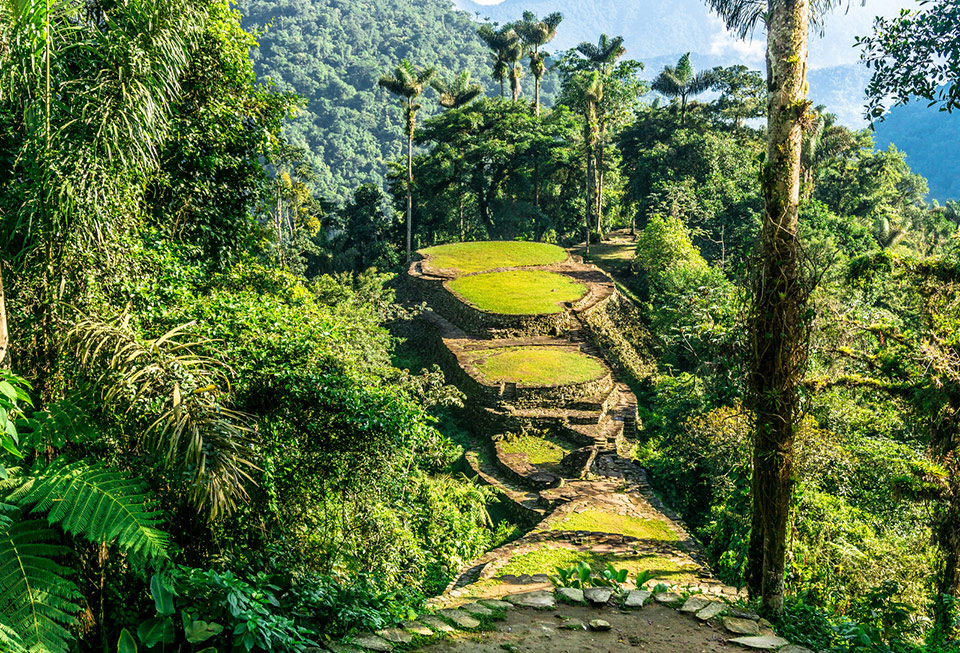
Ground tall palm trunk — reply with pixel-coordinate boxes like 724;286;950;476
406;106;414;263
584;116;595;255
0;264;10;370
747;0;811;616
596;141;605;235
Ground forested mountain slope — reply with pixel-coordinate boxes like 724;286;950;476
237;0;495;201
873;99;960;201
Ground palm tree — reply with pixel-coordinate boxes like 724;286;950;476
576;35;627;235
580;71;604;254
432;71;483;109
432;72;483;240
479;25;521;99
516;11;563;115
704;0;841;615
651;53;715;126
576;34;626;74
379;60;437;263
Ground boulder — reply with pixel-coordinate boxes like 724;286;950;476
478;599;513;611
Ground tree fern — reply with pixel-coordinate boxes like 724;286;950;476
0;518;80;652
9;458;170;560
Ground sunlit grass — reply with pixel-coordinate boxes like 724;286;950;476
496;545;690;581
500;434;570;466
448;270;585;315
547;510;680;541
421;241;568;274
467;347;606;386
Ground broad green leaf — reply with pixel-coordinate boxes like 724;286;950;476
137;616;174;648
118;628;138;653
151;575;175;616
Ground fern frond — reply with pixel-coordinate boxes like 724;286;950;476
0;617;25;653
0;518;80;652
10;458;170;560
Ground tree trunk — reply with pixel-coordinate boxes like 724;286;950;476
680;93;687;126
0;264;9;370
406;120;414;264
596;141;605;236
748;0;811;617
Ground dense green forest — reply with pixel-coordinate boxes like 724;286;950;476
1;0;959;650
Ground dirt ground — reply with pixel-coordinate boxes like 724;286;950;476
418;603;747;653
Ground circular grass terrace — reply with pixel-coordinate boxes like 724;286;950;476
448;270;586;315
466;346;606;387
420;241;568;274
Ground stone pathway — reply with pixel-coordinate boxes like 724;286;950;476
324;586;812;653
325;243;812;652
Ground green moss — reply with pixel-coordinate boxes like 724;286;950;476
547;511;680;541
500;435;568;465
448;270;586;315
421;241;568;274
467;347;606;386
495;545;690;580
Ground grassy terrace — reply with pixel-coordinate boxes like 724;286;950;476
495;545;691;581
499;434;571;474
466;346;606;386
421;241;568;274
547;510;680;541
448;270;586;315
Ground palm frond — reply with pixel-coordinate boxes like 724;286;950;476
705;0;860;39
0;518;80;652
65;316;257;521
9;457;170;560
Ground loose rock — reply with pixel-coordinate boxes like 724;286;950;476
584;587;614;605
623;590;651;608
417;615;454;633
505;590;557;609
588;619;612;631
375;628;412;644
460;603;494;618
654;591;683;604
325;645;364;653
723;616;761;636
400;620;432;636
478;599;513;611
680;596;711;613
729;608;761;620
728;635;791;650
695;601;727;621
438;609;481;629
326;642;363;653
348;633;393;652
555;587;585;604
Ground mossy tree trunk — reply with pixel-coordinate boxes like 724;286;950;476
0;264;9;370
747;0;812;616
